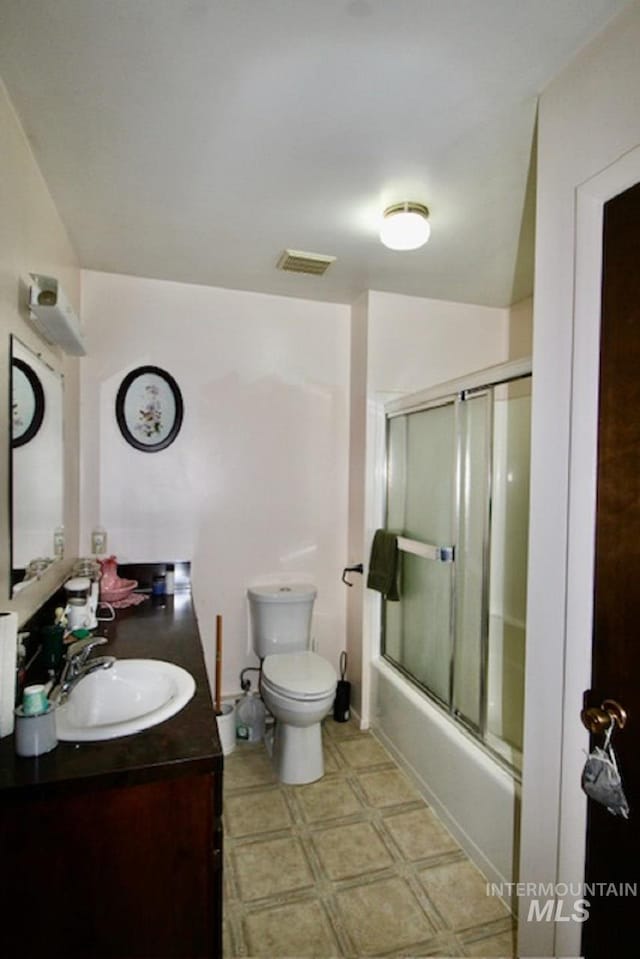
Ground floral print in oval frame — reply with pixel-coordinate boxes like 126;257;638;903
115;366;184;452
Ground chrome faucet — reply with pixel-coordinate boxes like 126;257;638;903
51;636;116;704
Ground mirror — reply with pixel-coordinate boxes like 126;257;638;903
10;336;64;596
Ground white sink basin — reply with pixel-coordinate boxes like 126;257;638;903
55;659;196;741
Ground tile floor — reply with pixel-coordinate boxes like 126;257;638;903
223;718;517;958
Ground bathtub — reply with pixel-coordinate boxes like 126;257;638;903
369;656;520;901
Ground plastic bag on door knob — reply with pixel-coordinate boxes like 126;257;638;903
581;733;630;819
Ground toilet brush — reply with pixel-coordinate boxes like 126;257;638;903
214;614;236;754
215;614;222;715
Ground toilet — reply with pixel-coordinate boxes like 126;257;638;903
248;583;337;785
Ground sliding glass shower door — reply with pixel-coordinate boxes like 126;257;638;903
381;367;531;768
384;401;456;704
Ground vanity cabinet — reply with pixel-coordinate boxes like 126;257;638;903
0;592;223;958
0;770;222;958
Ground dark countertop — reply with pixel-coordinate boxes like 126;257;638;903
0;591;222;801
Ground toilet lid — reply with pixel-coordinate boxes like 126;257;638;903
262;652;337;700
248;583;316;604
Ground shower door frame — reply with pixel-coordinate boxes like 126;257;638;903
381;356;532;765
383;391;459;718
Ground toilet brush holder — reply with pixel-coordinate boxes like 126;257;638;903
333;650;350;722
333;680;351;723
216;702;236;755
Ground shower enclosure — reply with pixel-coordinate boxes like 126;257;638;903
382;359;531;770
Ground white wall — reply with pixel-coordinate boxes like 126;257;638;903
520;4;640;956
367;290;511;396
507;296;533;361
80;270;350;694
0;77;81;623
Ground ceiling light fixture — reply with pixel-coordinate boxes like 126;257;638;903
379;202;430;251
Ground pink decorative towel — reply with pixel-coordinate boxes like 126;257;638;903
110;592;147;610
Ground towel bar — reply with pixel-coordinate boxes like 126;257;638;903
397;537;455;563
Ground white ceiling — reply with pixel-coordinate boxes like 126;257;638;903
0;0;629;306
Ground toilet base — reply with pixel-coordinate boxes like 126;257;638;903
273;720;324;785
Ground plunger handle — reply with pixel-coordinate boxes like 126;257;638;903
215;614;222;715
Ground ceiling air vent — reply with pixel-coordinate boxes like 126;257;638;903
277;249;336;276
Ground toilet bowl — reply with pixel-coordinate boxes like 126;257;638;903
248;584;337;785
261;650;336;784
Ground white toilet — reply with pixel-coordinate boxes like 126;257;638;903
248;583;337;785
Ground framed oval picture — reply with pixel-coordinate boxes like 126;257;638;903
115;365;184;452
12;357;46;448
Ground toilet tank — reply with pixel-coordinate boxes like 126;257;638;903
248;583;316;658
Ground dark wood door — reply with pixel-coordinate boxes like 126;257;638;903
583;180;640;957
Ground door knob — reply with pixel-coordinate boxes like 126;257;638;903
580;698;628;734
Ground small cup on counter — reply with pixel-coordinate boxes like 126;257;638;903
14;684;57;757
22;684;49;716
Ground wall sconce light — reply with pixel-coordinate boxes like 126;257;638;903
27;273;86;356
379;202;431;251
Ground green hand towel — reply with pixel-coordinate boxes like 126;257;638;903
367;529;400;601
